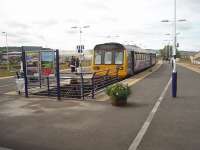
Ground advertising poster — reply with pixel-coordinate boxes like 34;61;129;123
26;51;40;77
41;51;54;76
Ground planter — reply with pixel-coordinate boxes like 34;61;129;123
106;83;130;106
111;98;127;106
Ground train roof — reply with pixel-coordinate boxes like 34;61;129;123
124;45;156;54
94;42;125;51
94;42;156;54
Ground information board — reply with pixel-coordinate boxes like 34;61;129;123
26;51;40;77
41;51;54;76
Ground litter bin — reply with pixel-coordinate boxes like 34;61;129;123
16;78;24;94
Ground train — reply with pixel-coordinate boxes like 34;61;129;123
92;42;156;78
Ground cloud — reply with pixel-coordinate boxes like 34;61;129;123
66;30;77;34
33;19;59;28
0;0;199;50
81;0;110;11
178;23;193;31
6;21;30;29
65;18;80;24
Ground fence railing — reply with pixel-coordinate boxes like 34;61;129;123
17;68;119;100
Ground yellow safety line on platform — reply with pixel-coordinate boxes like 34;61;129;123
0;76;14;80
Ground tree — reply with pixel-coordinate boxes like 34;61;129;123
160;45;172;60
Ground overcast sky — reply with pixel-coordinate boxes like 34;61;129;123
0;0;199;51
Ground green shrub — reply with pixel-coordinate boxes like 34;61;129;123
106;83;130;100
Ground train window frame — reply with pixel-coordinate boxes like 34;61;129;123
114;50;124;65
104;51;113;64
136;52;139;60
94;50;103;65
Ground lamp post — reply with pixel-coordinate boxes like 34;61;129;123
161;0;186;98
2;32;9;71
71;25;90;73
71;25;90;46
172;0;177;98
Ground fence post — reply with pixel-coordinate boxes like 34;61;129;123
56;49;61;100
21;47;29;98
92;72;96;99
47;77;50;96
80;73;84;100
103;69;109;87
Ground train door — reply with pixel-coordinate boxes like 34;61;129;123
131;51;135;75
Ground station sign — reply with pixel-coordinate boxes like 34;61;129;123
77;45;84;53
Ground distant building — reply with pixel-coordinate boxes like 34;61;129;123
2;51;21;59
190;51;200;64
179;51;197;61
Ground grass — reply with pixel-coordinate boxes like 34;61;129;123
0;70;16;77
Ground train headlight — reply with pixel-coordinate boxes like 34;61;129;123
119;66;124;70
116;65;123;70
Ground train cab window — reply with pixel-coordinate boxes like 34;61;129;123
95;50;102;64
115;51;123;64
104;51;112;64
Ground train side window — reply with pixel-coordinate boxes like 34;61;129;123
115;51;123;64
94;50;102;64
137;53;139;60
104;51;112;64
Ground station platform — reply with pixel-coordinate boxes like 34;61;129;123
137;63;200;150
0;63;199;150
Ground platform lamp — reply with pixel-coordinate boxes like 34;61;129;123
71;25;90;73
161;0;186;98
161;0;186;97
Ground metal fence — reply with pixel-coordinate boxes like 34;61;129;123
27;68;119;100
17;47;119;100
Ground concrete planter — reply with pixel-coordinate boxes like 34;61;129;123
111;98;127;106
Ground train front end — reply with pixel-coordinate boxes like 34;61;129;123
92;43;128;79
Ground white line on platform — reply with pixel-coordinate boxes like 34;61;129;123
128;78;172;150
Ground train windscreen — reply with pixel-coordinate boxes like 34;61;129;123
115;51;123;64
94;43;125;65
94;50;102;64
105;51;112;64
